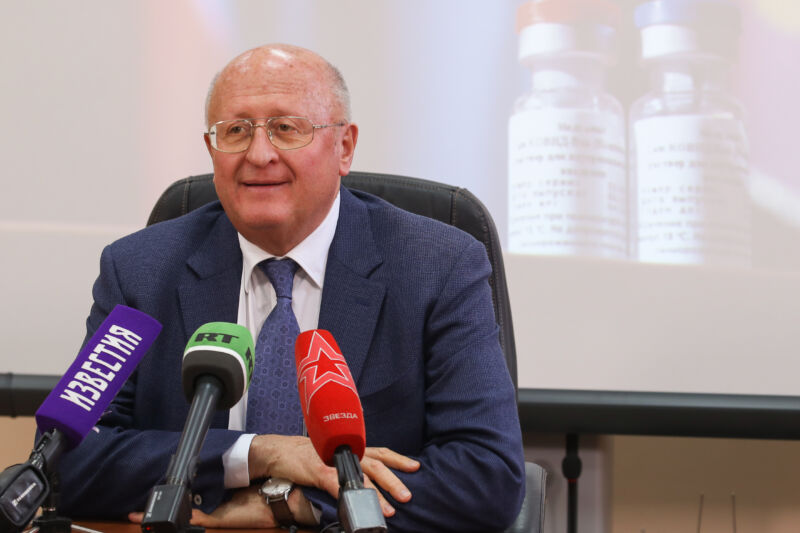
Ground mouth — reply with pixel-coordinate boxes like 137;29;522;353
242;180;288;188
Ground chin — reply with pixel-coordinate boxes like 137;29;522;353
242;215;291;234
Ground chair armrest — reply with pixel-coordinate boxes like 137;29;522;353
504;462;548;533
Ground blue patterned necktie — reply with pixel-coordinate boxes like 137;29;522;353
245;258;304;435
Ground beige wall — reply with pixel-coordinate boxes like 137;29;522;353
0;417;37;466
612;435;800;533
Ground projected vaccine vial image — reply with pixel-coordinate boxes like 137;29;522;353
508;0;756;267
508;0;628;259
631;0;750;266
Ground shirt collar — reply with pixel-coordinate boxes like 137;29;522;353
238;191;340;293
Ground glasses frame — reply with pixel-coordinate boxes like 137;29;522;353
206;116;347;153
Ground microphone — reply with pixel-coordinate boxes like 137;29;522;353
0;305;162;533
295;330;386;533
142;322;254;533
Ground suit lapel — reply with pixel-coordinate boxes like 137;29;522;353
178;211;242;336
319;188;385;384
176;210;242;428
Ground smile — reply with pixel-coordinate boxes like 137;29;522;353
243;181;287;187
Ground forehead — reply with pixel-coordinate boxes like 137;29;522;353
209;49;336;121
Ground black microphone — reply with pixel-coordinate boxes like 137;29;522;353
0;306;162;533
141;322;254;533
294;330;386;533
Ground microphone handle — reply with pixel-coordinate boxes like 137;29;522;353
333;446;364;491
29;429;67;475
333;446;387;533
165;375;223;486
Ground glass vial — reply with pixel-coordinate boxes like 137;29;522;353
631;0;751;266
508;0;627;258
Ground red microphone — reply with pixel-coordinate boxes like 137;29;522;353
295;330;386;532
294;329;366;464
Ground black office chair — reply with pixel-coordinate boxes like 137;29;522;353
147;171;546;533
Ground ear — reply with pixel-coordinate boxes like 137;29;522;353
204;133;214;159
337;123;359;176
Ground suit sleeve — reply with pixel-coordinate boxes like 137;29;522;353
56;244;242;518
305;238;526;532
391;238;525;531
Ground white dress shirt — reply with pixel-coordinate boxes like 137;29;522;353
222;192;340;488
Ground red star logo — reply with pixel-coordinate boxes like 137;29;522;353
297;331;357;411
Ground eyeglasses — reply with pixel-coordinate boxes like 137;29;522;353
206;116;346;153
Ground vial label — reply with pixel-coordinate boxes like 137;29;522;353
634;115;751;266
508;109;627;257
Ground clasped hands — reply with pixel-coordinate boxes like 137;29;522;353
129;434;420;528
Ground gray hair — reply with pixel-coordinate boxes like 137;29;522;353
204;71;221;128
204;49;351;128
326;61;352;122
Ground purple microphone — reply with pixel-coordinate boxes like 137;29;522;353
0;305;161;533
35;305;162;448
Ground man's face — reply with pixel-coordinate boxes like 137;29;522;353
205;48;357;255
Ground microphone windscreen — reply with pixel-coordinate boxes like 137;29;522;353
182;322;254;409
35;305;162;448
295;330;365;465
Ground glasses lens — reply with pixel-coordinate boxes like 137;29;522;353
214;119;252;152
268;117;314;149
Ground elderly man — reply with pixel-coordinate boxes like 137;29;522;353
58;44;525;531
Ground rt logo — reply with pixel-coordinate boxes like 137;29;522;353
194;332;239;344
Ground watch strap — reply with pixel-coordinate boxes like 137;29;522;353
268;493;294;527
260;479;295;527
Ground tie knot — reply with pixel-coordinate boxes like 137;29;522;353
259;258;299;299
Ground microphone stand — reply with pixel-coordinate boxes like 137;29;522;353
27;431;89;533
141;376;222;533
31;474;70;533
333;447;386;533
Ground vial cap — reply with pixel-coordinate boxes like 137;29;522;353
516;0;620;63
635;0;741;59
634;0;741;31
516;0;622;33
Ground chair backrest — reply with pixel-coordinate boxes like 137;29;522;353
147;171;517;387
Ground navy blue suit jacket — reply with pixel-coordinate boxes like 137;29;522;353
58;186;525;531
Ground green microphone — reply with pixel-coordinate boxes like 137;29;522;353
181;322;254;409
142;322;254;533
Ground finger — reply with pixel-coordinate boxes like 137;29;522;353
362;456;412;503
130;510;212;526
189;508;217;528
364;447;420;472
363;475;396;517
318;465;342;499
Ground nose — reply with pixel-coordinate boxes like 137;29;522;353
244;123;279;166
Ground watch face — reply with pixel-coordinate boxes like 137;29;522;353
261;477;293;499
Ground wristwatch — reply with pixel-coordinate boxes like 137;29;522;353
259;477;296;527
